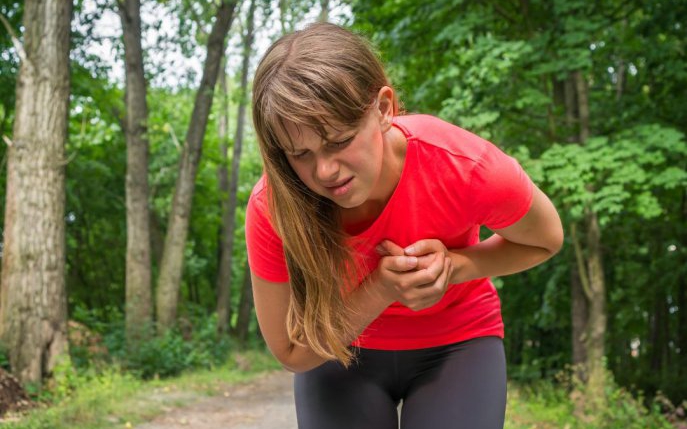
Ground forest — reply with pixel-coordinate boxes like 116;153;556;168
0;0;686;427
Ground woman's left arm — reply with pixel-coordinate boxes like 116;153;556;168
446;185;563;284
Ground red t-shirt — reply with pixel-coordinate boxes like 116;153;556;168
245;114;534;350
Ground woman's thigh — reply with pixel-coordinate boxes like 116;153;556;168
400;336;507;429
294;357;399;429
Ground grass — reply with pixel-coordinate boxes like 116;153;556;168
1;351;282;429
505;380;675;429
506;381;577;429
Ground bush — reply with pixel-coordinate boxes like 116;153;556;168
71;305;233;380
508;366;676;429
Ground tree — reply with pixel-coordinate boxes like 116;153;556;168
0;0;72;385
117;0;153;347
155;0;239;331
216;0;257;334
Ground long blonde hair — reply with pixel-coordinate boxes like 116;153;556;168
252;23;396;366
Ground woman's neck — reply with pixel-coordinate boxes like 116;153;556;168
340;125;408;234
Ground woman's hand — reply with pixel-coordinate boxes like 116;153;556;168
374;239;453;311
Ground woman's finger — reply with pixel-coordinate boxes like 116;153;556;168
376;239;405;256
404;239;443;256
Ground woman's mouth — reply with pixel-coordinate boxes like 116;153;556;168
324;177;354;196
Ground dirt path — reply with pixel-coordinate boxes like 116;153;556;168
134;371;297;429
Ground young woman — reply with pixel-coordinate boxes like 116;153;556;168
246;22;563;429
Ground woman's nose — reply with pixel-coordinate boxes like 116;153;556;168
315;153;339;182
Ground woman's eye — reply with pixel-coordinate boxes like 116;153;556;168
291;151;308;159
328;137;353;149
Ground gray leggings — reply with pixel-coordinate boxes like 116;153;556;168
294;336;506;429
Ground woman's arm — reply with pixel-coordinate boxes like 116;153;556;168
251;247;451;373
451;185;563;283
403;185;563;284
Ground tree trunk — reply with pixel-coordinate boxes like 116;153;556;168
574;71;590;142
679;272;687;379
0;0;72;385
318;0;329;22
566;73;586;379
150;210;165;269
118;0;152;347
278;0;288;33
216;0;256;334
575;69;607;411
234;263;254;345
649;291;668;375
584;210;607;409
678;190;687;379
155;0;239;332
564;74;577;142
570;250;588;378
215;58;231;334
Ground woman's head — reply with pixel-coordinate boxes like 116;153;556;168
253;22;395;158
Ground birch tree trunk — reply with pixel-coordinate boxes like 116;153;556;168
0;0;72;385
118;0;152;346
216;0;256;334
155;0;239;331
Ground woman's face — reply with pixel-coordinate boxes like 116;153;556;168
283;108;387;210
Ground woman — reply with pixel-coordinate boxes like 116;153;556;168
246;22;563;429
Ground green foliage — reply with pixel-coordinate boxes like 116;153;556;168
68;305;234;380
122;316;232;379
600;386;674;429
65;93;127;312
0;341;10;370
0;1;21;116
506;376;675;429
538;125;686;225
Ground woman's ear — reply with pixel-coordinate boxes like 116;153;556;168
376;86;395;132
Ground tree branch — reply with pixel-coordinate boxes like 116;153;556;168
571;222;594;302
0;13;27;64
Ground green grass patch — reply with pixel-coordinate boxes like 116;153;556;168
506;381;577;429
1;351;282;429
505;380;675;429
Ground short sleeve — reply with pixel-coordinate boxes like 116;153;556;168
245;184;290;283
468;141;534;230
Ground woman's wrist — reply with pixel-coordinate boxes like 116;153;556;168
447;250;479;284
363;270;398;308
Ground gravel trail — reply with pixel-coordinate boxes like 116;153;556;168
134;371;297;429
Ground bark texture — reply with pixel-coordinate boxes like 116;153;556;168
571;70;607;413
216;0;256;334
215;59;231;334
0;0;72;385
234;263;254;345
155;0;238;331
118;0;152;345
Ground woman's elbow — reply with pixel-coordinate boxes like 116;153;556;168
273;349;326;374
546;223;565;256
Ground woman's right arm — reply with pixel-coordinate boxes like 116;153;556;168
250;250;451;373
